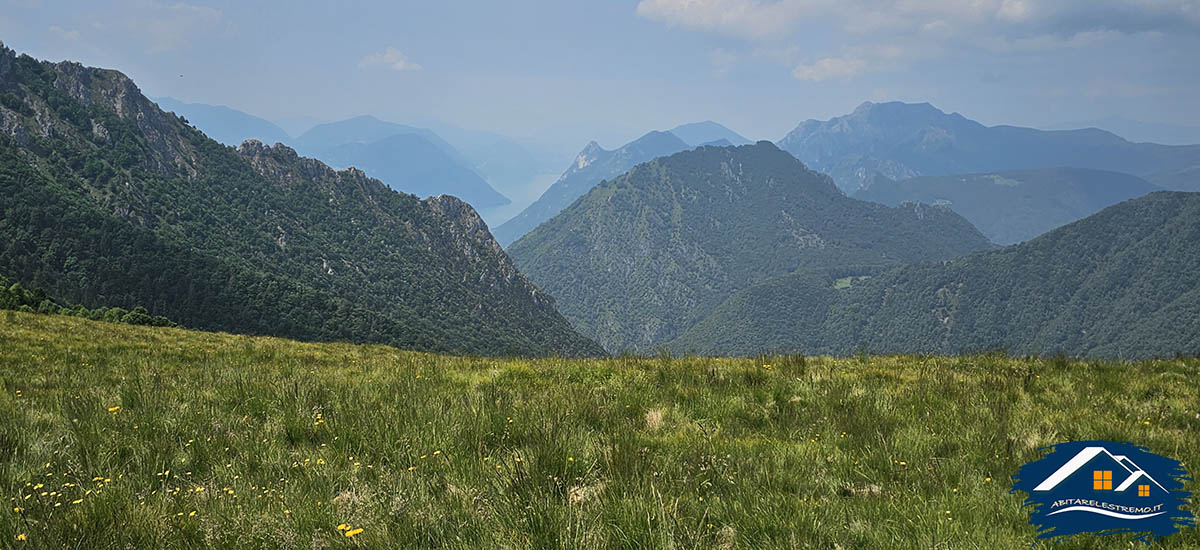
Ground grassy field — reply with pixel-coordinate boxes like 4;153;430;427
1;310;1197;549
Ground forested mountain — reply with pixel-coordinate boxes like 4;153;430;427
0;45;601;357
778;101;1200;193
507;142;992;352
669;121;752;147
672;191;1200;359
152;97;291;147
855;167;1159;244
491;130;691;246
288;115;510;208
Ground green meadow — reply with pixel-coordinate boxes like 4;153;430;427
1;310;1197;549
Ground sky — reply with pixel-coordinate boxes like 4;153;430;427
2;0;1199;153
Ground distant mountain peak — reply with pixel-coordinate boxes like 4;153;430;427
635;129;681;143
777;100;1199;194
579;140;606;156
669;121;753;147
491;130;692;246
152;97;291;147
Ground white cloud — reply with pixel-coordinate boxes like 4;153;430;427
359;47;422;72
49;25;80;41
144;2;222;53
792;56;865;81
637;0;1200;38
997;0;1031;21
90;2;224;53
635;0;831;40
638;0;1200;82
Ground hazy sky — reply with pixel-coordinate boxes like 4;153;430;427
3;0;1199;150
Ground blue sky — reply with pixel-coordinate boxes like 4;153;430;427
2;0;1198;151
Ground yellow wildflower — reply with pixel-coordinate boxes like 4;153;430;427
337;524;349;531
344;528;363;538
107;406;120;413
17;534;27;541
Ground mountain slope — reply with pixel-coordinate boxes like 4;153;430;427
0;45;600;357
316;133;510;208
288;115;510;209
507;142;992;352
673;192;1200;359
151;97;290;147
291;115;459;160
491;131;691;246
419;122;554;199
778;101;1200;193
1047;116;1200;146
855;167;1159;244
669;121;752;147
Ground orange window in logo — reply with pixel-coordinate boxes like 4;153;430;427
1138;485;1150;497
1092;470;1112;490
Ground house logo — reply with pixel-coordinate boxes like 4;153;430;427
1011;440;1194;543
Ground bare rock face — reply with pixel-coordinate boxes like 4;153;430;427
234;137;567;319
0;108;28;143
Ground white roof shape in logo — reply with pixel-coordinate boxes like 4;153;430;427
1032;446;1167;493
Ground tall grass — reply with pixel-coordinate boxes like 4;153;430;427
1;311;1197;548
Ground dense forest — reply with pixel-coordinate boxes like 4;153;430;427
0;273;173;326
672;191;1200;359
0;45;602;357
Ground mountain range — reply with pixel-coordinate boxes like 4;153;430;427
0;45;600;356
507;142;993;352
491;130;691;246
6;44;1197;361
778;101;1200;194
491;121;751;246
672;191;1200;359
855;167;1159;244
153;101;538;213
152;97;290;147
288;115;510;209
